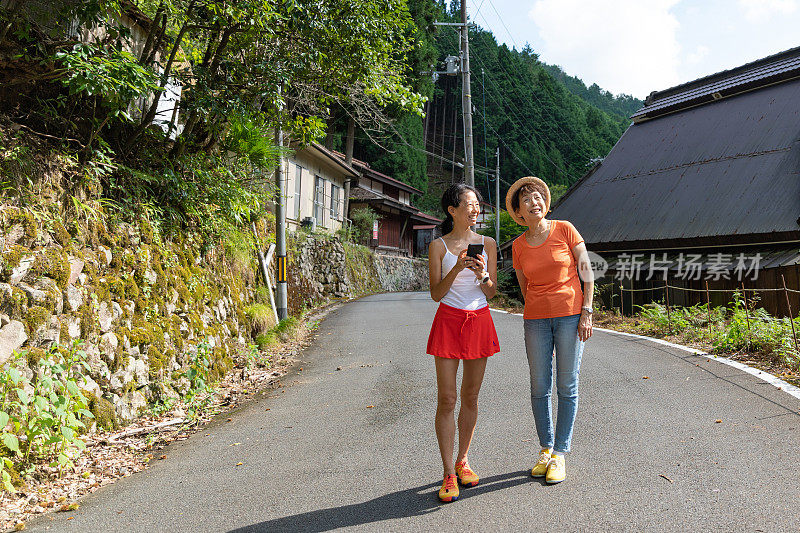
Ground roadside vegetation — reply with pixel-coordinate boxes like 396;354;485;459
493;284;800;386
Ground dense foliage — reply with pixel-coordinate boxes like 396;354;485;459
0;0;639;228
0;0;425;238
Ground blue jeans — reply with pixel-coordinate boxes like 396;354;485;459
524;314;584;453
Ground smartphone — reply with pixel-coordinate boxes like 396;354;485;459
466;243;484;258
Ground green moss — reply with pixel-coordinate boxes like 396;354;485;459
124;274;140;300
53;220;72;248
148;346;166;379
153;261;167;294
29;248;70;290
94;279;112;305
107;276;126;300
79;303;99;337
0;285;27;319
23;305;51;335
175;281;190;307
85;392;118;431
174;266;191;282
140;219;155;244
0;244;30;281
3;207;38;241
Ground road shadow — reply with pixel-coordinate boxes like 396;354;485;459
228;470;531;532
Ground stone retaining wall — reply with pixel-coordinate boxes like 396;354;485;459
1;214;429;426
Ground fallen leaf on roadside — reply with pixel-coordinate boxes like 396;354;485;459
659;474;673;483
236;462;243;466
715;419;722;424
366;405;374;408
13;522;25;531
59;503;79;512
643;376;649;379
230;443;241;446
159;455;166;460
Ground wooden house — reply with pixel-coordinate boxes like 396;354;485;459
285;143;358;234
527;47;800;316
343;156;441;257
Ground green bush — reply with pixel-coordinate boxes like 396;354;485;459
0;341;95;491
350;207;380;244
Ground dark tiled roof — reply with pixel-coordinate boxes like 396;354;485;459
332;151;422;194
550;76;800;249
632;46;800;122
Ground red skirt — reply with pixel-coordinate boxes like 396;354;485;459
427;303;500;359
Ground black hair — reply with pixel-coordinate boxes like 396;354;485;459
439;183;483;235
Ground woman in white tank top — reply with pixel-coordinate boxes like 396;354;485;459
426;183;499;502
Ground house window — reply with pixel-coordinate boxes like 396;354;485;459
314;176;325;225
330;184;341;221
294;164;302;220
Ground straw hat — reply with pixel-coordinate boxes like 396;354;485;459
505;176;551;226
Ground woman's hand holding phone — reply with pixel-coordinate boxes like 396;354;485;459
469;254;487;280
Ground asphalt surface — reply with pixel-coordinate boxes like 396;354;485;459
26;292;800;532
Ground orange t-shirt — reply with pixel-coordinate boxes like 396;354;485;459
512;220;585;319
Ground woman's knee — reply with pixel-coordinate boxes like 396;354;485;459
555;372;579;398
437;393;457;412
460;389;480;409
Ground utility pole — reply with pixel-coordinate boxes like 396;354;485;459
274;85;288;321
460;0;474;187
495;147;500;248
429;10;475;186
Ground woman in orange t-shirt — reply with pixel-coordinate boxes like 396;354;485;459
506;176;594;485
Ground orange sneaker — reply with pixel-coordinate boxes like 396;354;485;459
438;474;459;502
455;460;479;487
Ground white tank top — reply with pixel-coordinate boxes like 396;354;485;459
439;236;488;311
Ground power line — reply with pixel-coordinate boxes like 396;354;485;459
470;0;601;164
472;67;582;182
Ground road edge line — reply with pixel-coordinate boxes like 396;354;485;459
490;308;800;402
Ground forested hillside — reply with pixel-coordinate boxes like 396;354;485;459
327;1;642;215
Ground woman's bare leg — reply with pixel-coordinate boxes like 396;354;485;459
455;357;488;464
434;356;460;476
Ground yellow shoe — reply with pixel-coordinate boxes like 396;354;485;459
530;448;552;478
455;460;479;487
438;474;460;502
546;454;566;484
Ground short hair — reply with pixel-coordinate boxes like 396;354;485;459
511;183;547;213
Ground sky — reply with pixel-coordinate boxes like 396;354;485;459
467;0;800;99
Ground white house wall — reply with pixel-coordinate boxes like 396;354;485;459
286;150;347;233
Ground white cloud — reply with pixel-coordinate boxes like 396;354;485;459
528;0;681;97
738;0;797;23
686;45;710;65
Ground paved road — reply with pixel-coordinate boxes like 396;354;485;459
27;292;800;532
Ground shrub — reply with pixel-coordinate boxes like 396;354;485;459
0;341;95;491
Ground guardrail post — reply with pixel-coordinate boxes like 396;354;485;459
664;280;671;334
781;274;799;353
705;281;712;336
741;282;751;350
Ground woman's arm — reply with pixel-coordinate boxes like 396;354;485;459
471;237;497;299
514;268;527;303
573;242;594;341
428;239;469;302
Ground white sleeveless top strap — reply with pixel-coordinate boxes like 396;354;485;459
439;237;488;311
